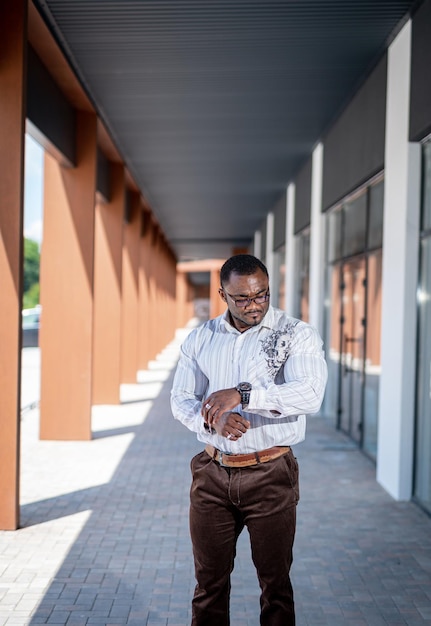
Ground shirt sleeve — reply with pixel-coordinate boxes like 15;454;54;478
170;332;209;434
246;323;328;419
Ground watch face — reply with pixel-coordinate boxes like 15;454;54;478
238;382;252;391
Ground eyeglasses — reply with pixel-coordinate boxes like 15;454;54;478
223;289;270;308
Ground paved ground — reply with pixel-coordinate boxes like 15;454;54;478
1;330;430;625
20;348;40;414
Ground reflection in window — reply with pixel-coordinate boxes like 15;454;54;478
323;263;341;427
414;144;431;513
422;142;431;231
273;245;286;310
363;250;382;458
368;180;384;250
327;208;342;263
294;230;310;322
322;175;384;458
414;238;431;512
343;191;367;257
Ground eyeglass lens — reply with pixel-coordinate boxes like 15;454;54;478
234;293;270;307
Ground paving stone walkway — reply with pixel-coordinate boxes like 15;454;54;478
1;330;430;625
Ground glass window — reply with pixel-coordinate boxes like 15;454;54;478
342;191;367;257
368;179;384;250
322;263;341;427
294;231;310;321
273;245;286;310
363;250;382;459
422;142;431;231
339;257;366;440
324;176;383;453
414;237;431;513
327;209;342;263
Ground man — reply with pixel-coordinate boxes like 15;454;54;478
171;254;327;626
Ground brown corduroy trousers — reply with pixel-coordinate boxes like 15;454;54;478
189;448;299;626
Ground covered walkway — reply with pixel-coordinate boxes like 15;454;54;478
1;332;430;626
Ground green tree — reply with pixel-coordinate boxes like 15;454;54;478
23;238;40;307
23;283;40;309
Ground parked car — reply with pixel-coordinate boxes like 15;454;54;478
22;305;41;348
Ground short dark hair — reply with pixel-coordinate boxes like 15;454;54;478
220;254;268;287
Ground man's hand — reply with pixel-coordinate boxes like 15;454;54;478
202;388;250;440
202;388;242;426
211;411;250;441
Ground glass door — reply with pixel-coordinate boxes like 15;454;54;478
413;141;431;514
362;250;382;458
323;177;384;453
322;263;342;426
294;230;310;321
338;257;366;443
414;237;431;513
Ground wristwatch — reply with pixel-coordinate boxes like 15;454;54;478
236;382;252;407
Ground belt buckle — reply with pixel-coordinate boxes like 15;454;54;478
217;450;230;467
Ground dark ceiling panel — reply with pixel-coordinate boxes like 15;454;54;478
33;0;418;261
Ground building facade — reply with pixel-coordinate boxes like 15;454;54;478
258;4;431;515
2;0;431;531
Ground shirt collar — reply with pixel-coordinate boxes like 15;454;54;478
220;305;275;333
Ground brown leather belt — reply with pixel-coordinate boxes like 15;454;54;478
205;444;290;468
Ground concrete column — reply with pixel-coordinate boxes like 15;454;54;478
254;231;262;259
309;142;325;334
120;192;140;383
0;0;27;529
377;20;421;500
265;212;275;295
39;111;97;441
92;162;124;404
284;183;296;316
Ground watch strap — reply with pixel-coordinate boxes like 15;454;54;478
236;382;252;407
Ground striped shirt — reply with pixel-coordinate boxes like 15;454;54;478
170;305;328;453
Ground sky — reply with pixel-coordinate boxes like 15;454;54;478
24;134;44;246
